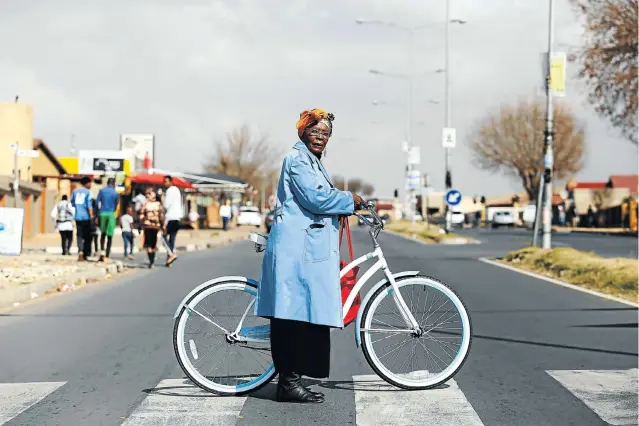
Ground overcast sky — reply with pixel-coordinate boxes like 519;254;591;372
1;0;636;198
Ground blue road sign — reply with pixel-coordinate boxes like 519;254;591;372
445;189;462;207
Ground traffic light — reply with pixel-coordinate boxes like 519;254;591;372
394;189;399;198
445;171;452;188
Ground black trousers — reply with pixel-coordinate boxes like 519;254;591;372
166;220;179;252
270;318;330;378
59;230;73;255
75;220;92;258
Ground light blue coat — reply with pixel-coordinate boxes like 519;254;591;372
255;141;354;328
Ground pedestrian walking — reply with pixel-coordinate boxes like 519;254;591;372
162;175;181;266
219;200;232;231
255;109;365;403
90;198;100;255
120;206;135;260
139;188;164;268
50;195;75;255
96;177;120;262
71;176;94;261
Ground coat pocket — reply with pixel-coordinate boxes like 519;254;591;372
303;223;329;263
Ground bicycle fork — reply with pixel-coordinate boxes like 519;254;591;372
383;264;421;332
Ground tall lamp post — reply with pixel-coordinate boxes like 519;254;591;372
356;19;432;224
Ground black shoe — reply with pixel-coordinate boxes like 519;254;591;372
276;373;324;403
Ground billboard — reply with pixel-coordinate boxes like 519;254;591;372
120;133;155;172
0;208;24;255
78;150;129;175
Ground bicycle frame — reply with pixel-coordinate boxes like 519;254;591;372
340;239;420;332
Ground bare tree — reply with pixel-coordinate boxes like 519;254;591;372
571;0;638;144
332;175;346;191
204;125;283;191
361;184;375;197
469;99;585;201
346;178;363;193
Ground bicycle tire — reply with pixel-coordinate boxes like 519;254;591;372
173;279;276;396
360;274;472;390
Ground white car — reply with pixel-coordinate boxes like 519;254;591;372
492;211;515;228
451;210;465;227
236;206;262;227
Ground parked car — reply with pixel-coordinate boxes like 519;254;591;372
264;209;275;233
492;211;515;228
450;209;465;228
237;206;262;228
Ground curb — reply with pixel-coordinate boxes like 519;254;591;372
478;257;638;307
384;229;480;245
0;262;124;310
551;227;638;237
35;233;250;255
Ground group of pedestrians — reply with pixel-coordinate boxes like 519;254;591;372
51;175;182;268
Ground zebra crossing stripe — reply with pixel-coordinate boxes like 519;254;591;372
547;368;638;426
353;374;484;426
121;379;247;425
0;382;66;425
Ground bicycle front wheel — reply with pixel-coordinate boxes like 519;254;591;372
173;279;276;395
360;275;472;390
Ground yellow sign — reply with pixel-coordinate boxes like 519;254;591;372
549;52;566;97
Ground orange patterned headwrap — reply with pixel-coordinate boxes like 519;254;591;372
296;109;335;139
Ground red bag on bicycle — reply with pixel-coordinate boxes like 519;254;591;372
339;216;361;326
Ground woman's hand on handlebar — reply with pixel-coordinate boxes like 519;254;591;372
351;192;366;210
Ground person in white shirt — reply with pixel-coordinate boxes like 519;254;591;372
163;175;182;266
120;206;136;260
219;200;232;231
51;195;75;255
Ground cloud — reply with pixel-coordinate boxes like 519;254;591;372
0;0;635;199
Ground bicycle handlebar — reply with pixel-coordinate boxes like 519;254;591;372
354;200;384;231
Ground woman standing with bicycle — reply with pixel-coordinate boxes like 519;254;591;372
255;109;365;403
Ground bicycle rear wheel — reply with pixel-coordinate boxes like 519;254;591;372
360;275;471;390
173;279;275;395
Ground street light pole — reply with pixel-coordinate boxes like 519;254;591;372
541;0;555;249
407;28;416;226
444;0;453;233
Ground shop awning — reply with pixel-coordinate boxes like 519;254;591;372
130;173;193;189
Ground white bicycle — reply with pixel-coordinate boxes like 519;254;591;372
173;202;472;395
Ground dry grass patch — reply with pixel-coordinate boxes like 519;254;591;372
385;220;465;243
501;247;638;302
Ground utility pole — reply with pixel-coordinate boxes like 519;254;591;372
541;0;555;249
11;143;19;207
444;0;453;233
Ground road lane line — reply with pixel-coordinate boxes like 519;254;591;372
122;378;247;425
353;374;484;426
547;369;638;426
478;257;639;307
0;382;66;425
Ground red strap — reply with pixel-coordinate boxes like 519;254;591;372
339;217;355;261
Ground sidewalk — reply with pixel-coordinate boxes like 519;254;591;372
23;226;257;254
2;227;255;310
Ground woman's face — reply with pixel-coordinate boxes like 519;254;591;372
146;191;156;201
303;122;330;156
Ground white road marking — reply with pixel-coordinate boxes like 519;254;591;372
353;374;484;425
122;378;247;425
0;382;66;425
547;368;639;425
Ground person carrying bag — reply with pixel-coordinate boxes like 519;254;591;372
339;216;361;326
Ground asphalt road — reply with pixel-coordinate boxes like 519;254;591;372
455;226;638;258
0;228;637;425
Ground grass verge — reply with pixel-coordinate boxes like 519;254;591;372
500;247;638;302
385;220;467;244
